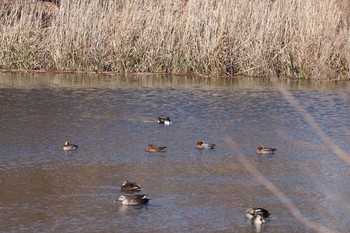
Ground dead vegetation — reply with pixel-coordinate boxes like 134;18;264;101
0;0;349;79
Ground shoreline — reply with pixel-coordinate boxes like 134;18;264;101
1;68;349;83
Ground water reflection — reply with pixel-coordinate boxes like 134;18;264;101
0;72;350;232
1;72;350;90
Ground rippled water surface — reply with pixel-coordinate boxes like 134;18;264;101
1;73;350;233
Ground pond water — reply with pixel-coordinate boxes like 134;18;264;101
1;73;350;233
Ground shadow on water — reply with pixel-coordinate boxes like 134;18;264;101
0;72;350;232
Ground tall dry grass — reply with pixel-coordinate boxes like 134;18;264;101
0;0;349;79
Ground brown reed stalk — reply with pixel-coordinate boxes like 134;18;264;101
0;0;349;79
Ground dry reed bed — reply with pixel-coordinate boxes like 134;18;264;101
0;0;349;79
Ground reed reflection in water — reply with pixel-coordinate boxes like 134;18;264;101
0;73;350;233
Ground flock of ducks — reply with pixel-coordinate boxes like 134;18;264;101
115;180;272;229
62;116;277;230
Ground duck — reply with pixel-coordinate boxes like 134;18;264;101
121;181;142;193
158;116;171;125
246;208;270;230
256;145;277;154
63;141;78;151
197;140;216;149
145;144;167;152
246;208;271;220
115;194;150;205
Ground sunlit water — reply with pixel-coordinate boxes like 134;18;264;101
1;73;350;233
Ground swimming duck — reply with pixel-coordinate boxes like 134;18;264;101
197;140;216;149
116;194;150;205
121;181;142;193
246;208;271;220
63;142;78;151
158;116;171;125
246;208;270;231
145;144;167;152
256;145;277;154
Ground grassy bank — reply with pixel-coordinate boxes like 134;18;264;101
0;0;349;79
